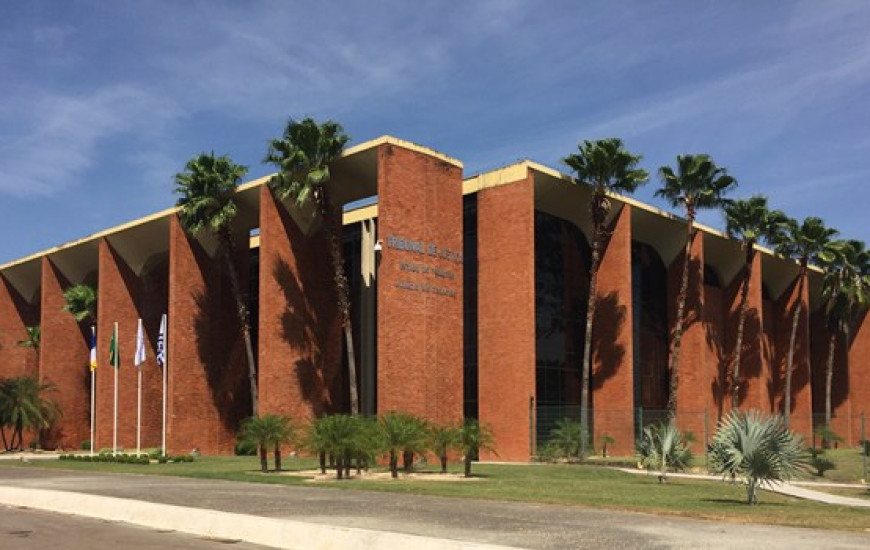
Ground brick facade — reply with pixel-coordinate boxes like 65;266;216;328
376;144;464;426
476;172;535;461
167;215;251;455
258;185;343;423
0;275;39;379
39;258;90;450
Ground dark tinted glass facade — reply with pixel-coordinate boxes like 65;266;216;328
463;194;479;419
631;242;669;420
534;211;590;441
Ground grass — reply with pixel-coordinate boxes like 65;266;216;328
3;456;870;532
797;448;869;483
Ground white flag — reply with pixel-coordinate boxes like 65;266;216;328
134;318;146;368
156;313;167;368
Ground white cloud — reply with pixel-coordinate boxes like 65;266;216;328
0;85;180;198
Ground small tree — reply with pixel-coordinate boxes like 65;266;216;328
637;422;692;483
238;414;294;473
62;284;97;325
599;434;615;458
428;424;460;474
708;410;807;505
310;414;358;480
378;412;428;478
16;326;40;351
0;376;60;451
458;419;496;478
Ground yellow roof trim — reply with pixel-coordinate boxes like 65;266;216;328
344;136;463;168
343;204;378;224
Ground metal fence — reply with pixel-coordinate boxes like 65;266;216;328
533;406;870;457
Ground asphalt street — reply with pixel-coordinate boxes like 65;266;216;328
0;505;270;550
1;466;869;549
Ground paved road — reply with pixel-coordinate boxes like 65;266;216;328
1;467;869;549
0;505;270;550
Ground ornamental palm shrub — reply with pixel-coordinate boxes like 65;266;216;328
637;422;692;483
62;284;97;324
238;414;294;473
708;410;808;505
378;412;429;478
458;419;496;478
428;423;460;474
544;418;584;460
0;376;60;451
305;414;360;479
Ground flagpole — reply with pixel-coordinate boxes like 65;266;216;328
137;367;142;457
159;313;167;458
113;322;118;457
90;325;96;456
135;318;144;458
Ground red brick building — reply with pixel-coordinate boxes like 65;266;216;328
0;136;867;459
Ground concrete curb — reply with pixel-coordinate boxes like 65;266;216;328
0;487;521;550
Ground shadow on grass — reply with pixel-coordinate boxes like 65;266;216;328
701;498;786;508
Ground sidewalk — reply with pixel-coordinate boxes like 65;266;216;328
616;468;870;508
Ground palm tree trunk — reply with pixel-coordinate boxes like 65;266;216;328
580;220;603;458
389;450;398;478
321;201;359;415
825;331;836;443
1;426;8;452
403;450;413;473
319;451;326;474
440;452;448;474
219;231;259;417
668;214;695;422
336;456;344;479
258;446;268;473
464;456;472;478
274;446;282;472
731;248;753;410
783;267;806;428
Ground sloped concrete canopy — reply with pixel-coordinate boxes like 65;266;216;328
703;232;744;288
1;258;41;304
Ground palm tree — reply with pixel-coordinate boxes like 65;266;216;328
656;155;737;421
378;412;429;478
428;424;460;474
0;376;60;451
15;326;40;351
237;414;294;473
62;284;97;324
819;240;870;439
724;196;787;410
174;152;258;415
563;138;648;457
708;410;807;504
636;422;692;483
457;419;496;478
264;118;358;415
773;217;838;427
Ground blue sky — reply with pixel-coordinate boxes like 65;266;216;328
1;1;869;264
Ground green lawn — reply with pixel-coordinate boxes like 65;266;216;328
797;449;870;483
3;456;869;532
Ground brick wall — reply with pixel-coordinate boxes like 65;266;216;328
95;238;165;452
376;144;464;428
0;275;39;379
476;173;535;461
258;185;343;425
167;215;251;455
39;258;90;450
591;205;635;456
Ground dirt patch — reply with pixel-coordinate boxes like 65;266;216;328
274;469;482;482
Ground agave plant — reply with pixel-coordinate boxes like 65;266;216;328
637;422;692;483
708;410;808;505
